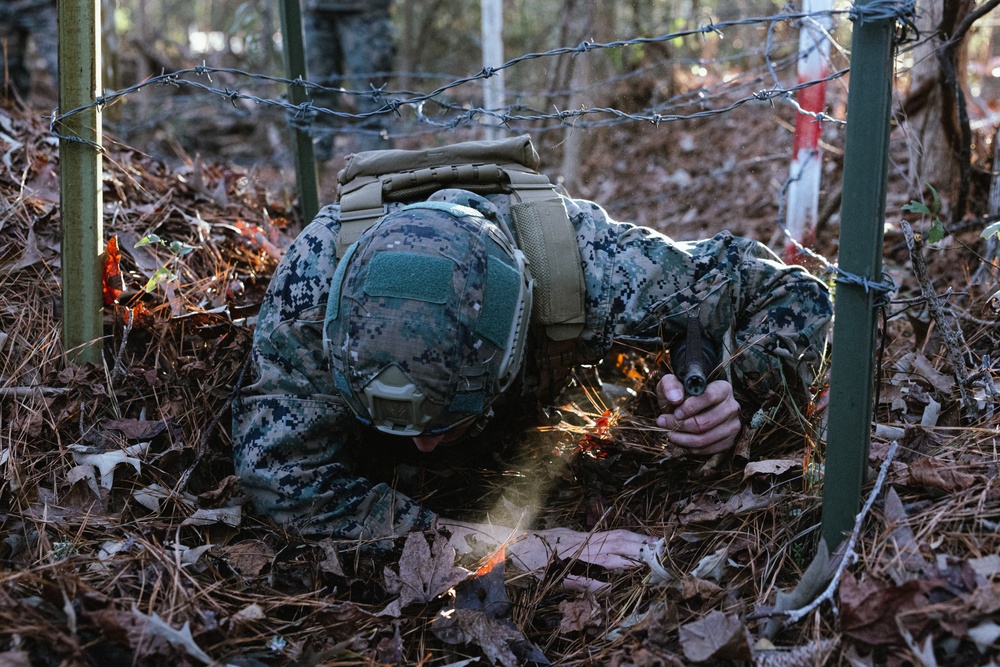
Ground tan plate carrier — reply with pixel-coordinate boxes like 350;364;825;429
334;135;586;341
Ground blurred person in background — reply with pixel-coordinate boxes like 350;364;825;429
303;0;395;156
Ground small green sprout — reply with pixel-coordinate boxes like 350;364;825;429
901;184;944;244
133;234;201;293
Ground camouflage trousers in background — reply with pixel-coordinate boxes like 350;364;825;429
0;0;57;101
303;2;395;156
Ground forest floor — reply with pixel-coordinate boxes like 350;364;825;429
1;72;1000;667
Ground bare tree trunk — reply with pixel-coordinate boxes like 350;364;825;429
905;0;952;202
557;2;613;191
904;0;973;218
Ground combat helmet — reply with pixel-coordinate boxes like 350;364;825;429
325;201;533;437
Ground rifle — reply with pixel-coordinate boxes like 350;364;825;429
672;309;717;397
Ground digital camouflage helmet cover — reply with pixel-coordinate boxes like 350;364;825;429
324;201;533;436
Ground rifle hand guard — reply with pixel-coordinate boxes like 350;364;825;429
671;310;717;397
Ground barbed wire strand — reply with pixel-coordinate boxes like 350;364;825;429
53;9;857;145
51;0;919;303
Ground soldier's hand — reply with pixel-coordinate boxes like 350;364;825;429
655;374;740;455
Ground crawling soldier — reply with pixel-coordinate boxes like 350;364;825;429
232;136;831;591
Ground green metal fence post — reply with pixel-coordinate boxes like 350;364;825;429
59;0;104;365
280;0;321;225
820;2;896;549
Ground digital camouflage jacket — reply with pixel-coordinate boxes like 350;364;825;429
232;189;832;545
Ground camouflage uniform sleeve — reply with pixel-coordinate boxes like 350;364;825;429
232;205;435;543
565;197;832;401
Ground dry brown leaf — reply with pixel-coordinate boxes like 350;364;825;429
971;584;1000;614
382;531;470;616
912;353;955;394
883;486;932;582
101;418;175;441
130;607;213;665
317;538;345;577
689;545;728;582
678;610;752;662
907;457;978;494
558;595;603;634
759;539;832;640
376;625;405;665
224;539;275;577
742;459;800;480
433;553;549;665
181;506;242;527
433;608;521;667
676;575;724;601
839;573;940;646
679;487;775;524
230;603;266;624
969;555;1000;579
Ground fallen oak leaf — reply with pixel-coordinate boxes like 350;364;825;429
679;487;776;524
381;531;470;616
436;546;550;665
69;442;149;489
434;608;522;667
223;539;276;577
839;572;943;646
678;610;752;662
907;457;979;494
883;486;933;583
0;650;31;667
65;465;101;498
132;483;198;513
230;603;266;624
130;606;213;665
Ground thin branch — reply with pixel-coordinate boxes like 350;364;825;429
900;220;979;421
0;386;71;397
782;439;900;623
942;0;1000;50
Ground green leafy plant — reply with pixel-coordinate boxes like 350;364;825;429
133;234;201;293
902;184;945;244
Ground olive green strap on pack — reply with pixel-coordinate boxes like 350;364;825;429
506;169;585;341
335;135;585;340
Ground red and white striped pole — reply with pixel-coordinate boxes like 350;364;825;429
784;0;832;263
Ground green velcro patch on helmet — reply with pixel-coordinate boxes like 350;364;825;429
449;391;485;414
476;253;520;348
328;240;359;321
364;251;454;304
